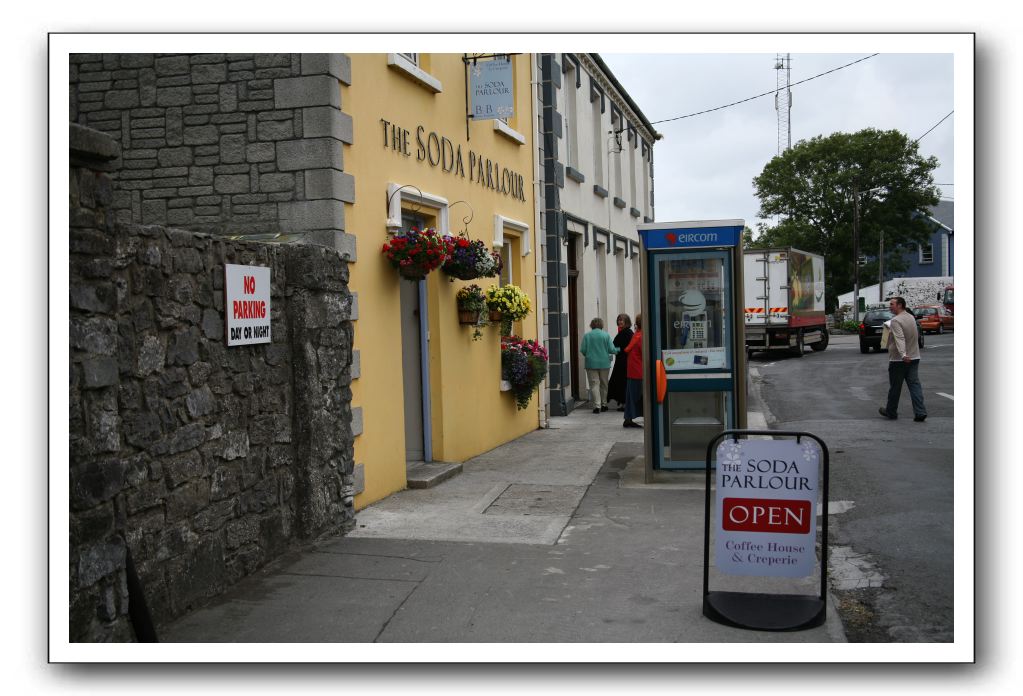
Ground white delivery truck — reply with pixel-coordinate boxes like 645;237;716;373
743;247;828;357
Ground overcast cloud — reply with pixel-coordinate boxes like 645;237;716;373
600;53;955;231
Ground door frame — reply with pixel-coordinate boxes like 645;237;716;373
391;184;450;464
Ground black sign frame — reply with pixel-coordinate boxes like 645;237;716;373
703;429;831;631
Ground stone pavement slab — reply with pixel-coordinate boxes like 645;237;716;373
163;412;845;644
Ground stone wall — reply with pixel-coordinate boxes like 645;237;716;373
69;123;355;642
69;53;356;260
836;276;954;314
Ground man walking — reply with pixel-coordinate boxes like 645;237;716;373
879;296;928;422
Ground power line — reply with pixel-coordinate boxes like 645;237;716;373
649;54;880;126
914;110;953;143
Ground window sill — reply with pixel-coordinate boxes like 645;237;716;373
493;119;526;145
613;197;627;209
566;166;585;183
593;185;608;199
387;54;443;93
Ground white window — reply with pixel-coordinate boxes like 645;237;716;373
612;113;623;197
628;134;637;208
632;255;640;311
501;241;514;285
387;53;442;93
564;64;578;169
592;98;604;187
643;150;651;217
616;251;626;319
920;243;934;264
493;214;531;286
595;242;607;322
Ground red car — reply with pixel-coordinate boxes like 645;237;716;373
913;305;954;334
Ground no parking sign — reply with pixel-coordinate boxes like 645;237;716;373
225;264;271;347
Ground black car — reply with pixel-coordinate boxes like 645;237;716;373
858;309;925;353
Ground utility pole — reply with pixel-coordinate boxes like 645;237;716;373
852;187;861;324
878;230;885;303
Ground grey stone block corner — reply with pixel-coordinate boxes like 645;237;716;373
70;123;121;169
335;232;357;262
301;54;351;85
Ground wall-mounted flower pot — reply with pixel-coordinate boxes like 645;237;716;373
458;310;481;325
489;310;502;323
398;266;428;281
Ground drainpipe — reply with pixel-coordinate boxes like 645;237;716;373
531;52;549;429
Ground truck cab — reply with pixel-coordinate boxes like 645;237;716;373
938;285;954;314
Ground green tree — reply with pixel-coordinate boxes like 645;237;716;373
753;128;940;311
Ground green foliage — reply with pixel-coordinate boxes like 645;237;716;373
752;128;940;311
839;320;860;332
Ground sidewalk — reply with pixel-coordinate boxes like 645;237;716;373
163;407;846;644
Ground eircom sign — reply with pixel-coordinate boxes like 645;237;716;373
714;438;820;577
225;264;271;347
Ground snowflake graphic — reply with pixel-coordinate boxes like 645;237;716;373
801;441;819;464
472;65;482;78
719;441;743;468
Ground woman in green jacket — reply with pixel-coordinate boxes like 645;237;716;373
580;317;619;413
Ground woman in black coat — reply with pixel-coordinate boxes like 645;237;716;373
607;313;634;411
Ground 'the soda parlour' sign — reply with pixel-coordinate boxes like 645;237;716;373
225;264;271;347
714;438;820;577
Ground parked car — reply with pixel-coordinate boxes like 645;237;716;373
859;309;925;353
913;304;954;334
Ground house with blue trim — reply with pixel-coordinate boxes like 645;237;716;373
891;200;954;279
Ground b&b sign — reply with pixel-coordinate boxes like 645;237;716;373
225;264;271;347
715;438;820;578
470;57;514;121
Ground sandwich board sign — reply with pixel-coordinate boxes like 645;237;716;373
703;431;830;631
715;438;819;577
225;264;271;347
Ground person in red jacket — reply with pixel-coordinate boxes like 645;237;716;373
622;314;643;428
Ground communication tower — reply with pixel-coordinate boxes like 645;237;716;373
774;54;792;155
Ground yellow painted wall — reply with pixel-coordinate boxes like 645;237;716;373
343;54;538;509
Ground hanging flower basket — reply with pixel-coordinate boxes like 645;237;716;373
458;310;480;325
485;284;532;337
442;234;501;281
456;284;489;341
489;309;503;323
381;227;452;282
399;266;429;281
500;335;549;409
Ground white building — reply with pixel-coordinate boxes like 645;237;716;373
534;53;661;416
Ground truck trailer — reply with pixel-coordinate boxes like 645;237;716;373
743;247;828;357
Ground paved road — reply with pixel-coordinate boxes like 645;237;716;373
749;332;955;642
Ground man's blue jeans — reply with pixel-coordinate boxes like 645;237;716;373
886;359;927;418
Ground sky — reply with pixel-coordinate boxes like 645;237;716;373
601;52;955;232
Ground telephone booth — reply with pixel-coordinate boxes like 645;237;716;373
637;220;748;475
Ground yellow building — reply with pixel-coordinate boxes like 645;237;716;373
343;54;541;508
